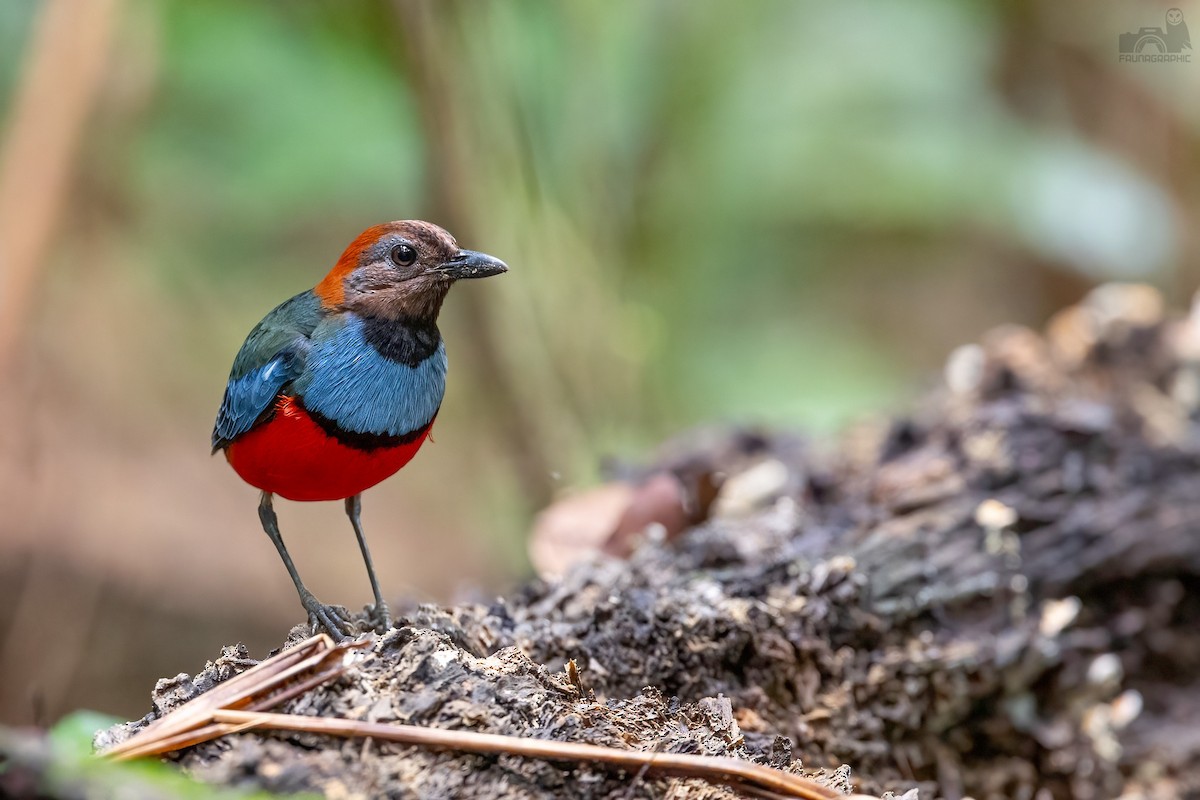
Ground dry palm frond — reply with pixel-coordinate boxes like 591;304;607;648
103;634;366;761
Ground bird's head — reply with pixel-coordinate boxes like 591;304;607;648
314;220;508;320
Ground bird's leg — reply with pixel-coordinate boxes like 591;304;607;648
257;492;352;641
345;494;391;632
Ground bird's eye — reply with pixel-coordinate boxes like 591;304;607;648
389;244;418;268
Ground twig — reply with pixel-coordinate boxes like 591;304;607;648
0;0;122;368
208;710;858;800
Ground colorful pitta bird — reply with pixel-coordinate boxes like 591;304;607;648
212;221;507;640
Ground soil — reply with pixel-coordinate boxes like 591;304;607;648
98;285;1200;799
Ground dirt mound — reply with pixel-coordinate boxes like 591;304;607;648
102;285;1200;799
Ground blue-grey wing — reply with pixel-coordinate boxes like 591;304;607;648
211;291;322;452
211;352;302;452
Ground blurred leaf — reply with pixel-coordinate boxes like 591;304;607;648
0;2;37;108
0;711;303;799
47;710;121;759
130;1;424;284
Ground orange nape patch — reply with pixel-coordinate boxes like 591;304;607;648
225;396;432;501
313;223;395;309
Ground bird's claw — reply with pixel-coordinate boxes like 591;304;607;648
365;601;392;633
300;593;354;642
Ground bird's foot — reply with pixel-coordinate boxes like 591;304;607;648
299;592;354;642
365;601;392;633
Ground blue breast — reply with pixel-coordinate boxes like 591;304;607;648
295;315;447;437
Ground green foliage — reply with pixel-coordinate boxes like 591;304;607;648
79;0;1176;491
0;711;300;800
132;1;424;284
2;0;1185;545
0;3;36;109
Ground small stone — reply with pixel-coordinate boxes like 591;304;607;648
714;459;790;517
975;499;1018;531
1110;690;1143;730
945;344;986;395
1039;597;1082;638
1084;283;1165;332
1087;653;1124;686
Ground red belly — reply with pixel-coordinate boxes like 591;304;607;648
225;396;432;501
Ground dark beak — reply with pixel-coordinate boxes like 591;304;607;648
439;249;508;280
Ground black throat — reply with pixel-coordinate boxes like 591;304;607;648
360;313;442;367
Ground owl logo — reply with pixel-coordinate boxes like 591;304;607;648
1165;8;1191;52
1119;9;1192;55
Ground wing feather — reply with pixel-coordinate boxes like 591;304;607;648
211;291;322;452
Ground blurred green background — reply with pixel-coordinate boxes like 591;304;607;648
1;0;1197;725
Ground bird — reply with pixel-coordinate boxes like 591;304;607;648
1166;8;1191;51
211;220;507;640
